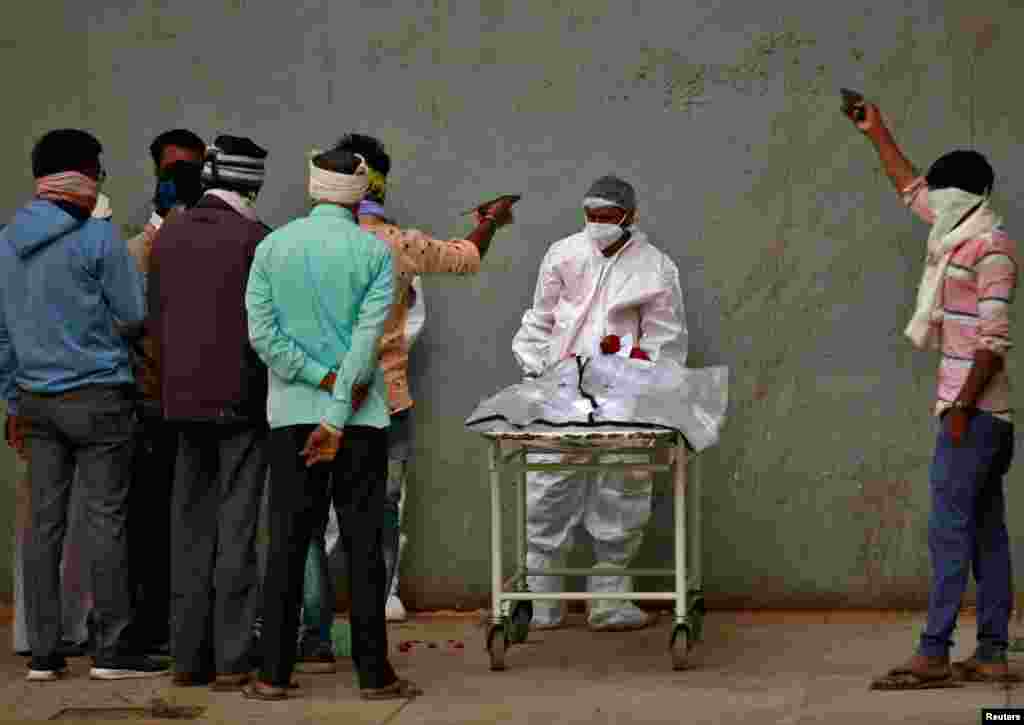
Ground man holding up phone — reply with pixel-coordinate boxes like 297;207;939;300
844;97;1018;687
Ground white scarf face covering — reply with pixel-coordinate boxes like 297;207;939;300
205;189;260;223
904;187;1002;349
308;153;369;205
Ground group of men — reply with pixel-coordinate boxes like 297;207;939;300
0;92;1018;699
0;127;521;699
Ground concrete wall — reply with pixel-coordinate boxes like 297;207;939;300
2;0;1023;609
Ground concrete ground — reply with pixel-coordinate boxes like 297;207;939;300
0;610;1020;724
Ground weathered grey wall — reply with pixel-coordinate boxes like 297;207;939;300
2;0;1023;609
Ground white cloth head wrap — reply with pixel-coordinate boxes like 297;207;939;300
904;188;1001;349
309;153;370;205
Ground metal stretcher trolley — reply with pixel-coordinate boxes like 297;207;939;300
479;424;703;671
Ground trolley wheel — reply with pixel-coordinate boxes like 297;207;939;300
507;601;533;644
688;595;706;643
669;625;691;671
487;626;507;671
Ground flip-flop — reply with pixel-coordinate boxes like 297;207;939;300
870;673;963;691
241;682;289;701
359;679;423;700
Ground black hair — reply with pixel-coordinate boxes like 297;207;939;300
925;150;995;197
149;129;206;167
211;134;267;159
313;149;360;175
31;129;102;179
332;133;391;176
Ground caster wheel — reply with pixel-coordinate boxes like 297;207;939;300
687;591;706;643
487;626;507;671
508;601;532;644
670;626;690;671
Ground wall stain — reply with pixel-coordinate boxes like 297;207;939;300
630;27;820;113
850;479;914;597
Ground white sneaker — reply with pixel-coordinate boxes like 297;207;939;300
587;602;654;631
26;666;68;682
386;595;407;622
530;601;569;630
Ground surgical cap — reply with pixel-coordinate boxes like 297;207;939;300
583;175;636;210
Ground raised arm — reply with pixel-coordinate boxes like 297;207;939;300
844;102;934;223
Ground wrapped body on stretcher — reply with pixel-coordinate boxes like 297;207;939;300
467;353;728;630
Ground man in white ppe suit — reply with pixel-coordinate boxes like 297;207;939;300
512;175;687;630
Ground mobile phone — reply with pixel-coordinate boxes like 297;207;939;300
840;88;866;122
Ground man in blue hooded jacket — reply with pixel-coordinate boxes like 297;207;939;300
0;129;167;681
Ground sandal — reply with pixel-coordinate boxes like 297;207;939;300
172;672;215;687
952;658;1022;684
241;681;289;701
359;678;423;700
870;673;962;691
211;673;251;692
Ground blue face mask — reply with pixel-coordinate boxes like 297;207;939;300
153;161;203;215
154;180;178;213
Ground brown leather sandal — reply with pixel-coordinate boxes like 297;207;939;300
870;673;962;690
952;658;1022;683
359;678;423;700
172;672;215;687
211;673;251;692
241;681;289;701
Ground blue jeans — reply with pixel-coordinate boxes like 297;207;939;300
919;411;1015;662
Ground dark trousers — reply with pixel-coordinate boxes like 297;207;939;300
301;409;413;646
124;405;177;651
260;425;396;690
919;412;1015;662
170;422;267;674
20;385;138;664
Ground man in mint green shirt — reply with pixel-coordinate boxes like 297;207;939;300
243;149;419;701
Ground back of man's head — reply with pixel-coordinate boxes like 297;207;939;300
31;129;102;179
313;149;361;176
333;134;390;176
926;150;995;197
202;134;268;197
150;129;206;169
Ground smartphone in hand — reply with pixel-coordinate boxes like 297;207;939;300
462;194;522;216
840;88;866;122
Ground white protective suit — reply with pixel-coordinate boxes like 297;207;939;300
512;228;687;629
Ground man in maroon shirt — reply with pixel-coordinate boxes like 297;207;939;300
148;135;272;690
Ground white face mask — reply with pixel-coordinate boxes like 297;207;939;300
925;187;986;254
583;209;629;250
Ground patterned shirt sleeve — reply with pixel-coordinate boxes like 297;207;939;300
397;227;481;276
976;241;1017;355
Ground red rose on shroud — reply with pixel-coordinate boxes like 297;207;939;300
600;335;621;355
629;347;650;361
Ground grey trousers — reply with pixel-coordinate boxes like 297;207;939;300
170;422;267;675
20;385;139;663
13;469;92;652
